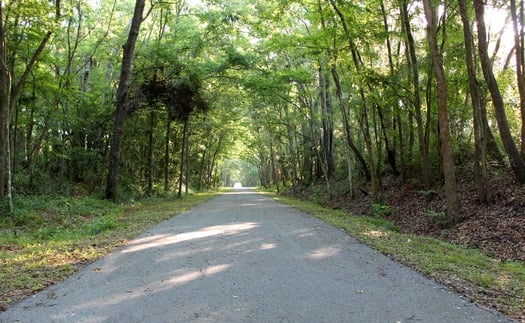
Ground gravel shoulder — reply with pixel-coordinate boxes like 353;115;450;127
0;189;513;322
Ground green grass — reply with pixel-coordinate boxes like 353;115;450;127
0;192;219;310
268;192;525;320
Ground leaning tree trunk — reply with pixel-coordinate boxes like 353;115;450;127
331;65;371;181
105;0;146;201
0;1;60;210
474;0;525;183
422;0;462;223
329;0;380;198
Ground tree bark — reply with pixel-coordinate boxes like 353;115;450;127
458;0;489;202
318;61;334;180
328;0;379;197
474;0;525;183
331;65;371;181
510;0;525;159
422;0;462;223
0;1;8;199
146;110;155;196
178;117;189;198
105;0;146;201
0;0;60;207
399;0;431;188
164;120;171;192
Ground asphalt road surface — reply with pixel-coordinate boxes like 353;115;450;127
0;189;513;323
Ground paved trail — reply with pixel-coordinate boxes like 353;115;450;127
0;190;512;322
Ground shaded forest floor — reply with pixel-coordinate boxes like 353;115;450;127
287;167;525;264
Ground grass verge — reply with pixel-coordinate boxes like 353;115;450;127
268;192;525;321
0;192;219;311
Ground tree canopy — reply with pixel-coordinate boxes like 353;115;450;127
0;0;523;222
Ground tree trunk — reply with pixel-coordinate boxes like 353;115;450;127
146;110;155;196
377;105;399;175
105;0;146;201
1;1;60;203
270;141;279;191
318;60;334;179
510;0;525;159
0;2;8;200
474;0;525;183
399;0;431;187
197;144;207;191
164;120;171;192
329;0;378;195
458;0;489;203
178;117;189;198
331;65;371;181
359;89;380;201
207;137;221;189
422;0;462;223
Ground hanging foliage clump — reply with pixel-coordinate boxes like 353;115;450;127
141;71;209;122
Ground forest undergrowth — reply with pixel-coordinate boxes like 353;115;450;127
291;167;525;263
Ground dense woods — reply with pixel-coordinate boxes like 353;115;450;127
0;0;524;229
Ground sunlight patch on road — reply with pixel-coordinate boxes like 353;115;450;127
260;243;276;250
167;264;231;287
292;228;315;238
68;264;231;315
164;264;231;292
303;246;341;260
239;203;262;207
122;223;259;253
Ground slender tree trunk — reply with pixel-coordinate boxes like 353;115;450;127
283;104;297;194
474;0;525;183
510;0;525;158
359;89;380;201
185;127;190;195
197;144;207;191
318;60;334;179
397;111;406;181
301;123;313;186
1;1;60;208
399;0;431;187
164;120;171;192
377;105;399;175
178;117;188;198
105;0;146;200
146;110;155;196
0;2;8;200
459;0;489;203
207;137;221;189
331;65;371;181
270;140;279;192
329;0;378;195
379;0;399;176
422;0;461;223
